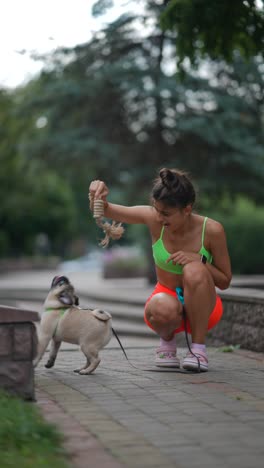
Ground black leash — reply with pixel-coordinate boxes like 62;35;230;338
111;324;201;373
111;326;157;372
182;307;201;373
111;327;129;361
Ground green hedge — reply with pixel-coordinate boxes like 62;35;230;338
208;198;264;274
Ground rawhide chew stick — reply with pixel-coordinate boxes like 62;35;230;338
89;195;125;248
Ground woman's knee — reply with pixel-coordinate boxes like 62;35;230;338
145;293;182;327
183;262;213;290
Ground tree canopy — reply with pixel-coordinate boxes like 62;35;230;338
160;0;264;66
93;1;264;65
1;0;264;264
0;88;77;257
19;4;264;202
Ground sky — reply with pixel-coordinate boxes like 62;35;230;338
2;1;262;89
0;0;128;88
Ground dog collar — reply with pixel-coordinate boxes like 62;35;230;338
45;307;69;315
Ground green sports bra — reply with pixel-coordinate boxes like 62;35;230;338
152;216;213;275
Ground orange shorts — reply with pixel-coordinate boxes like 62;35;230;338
144;282;223;334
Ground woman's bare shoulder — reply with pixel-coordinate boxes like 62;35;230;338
206;217;225;233
205;217;226;242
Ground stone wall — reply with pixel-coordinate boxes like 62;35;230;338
0;306;39;400
208;288;264;352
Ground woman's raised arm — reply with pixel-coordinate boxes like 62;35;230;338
89;179;152;225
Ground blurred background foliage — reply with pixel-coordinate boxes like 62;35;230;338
0;0;264;274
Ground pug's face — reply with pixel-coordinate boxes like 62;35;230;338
50;276;79;306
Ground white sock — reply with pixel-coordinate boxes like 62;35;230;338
191;343;206;354
159;335;176;351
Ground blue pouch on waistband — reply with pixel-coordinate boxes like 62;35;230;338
176;287;184;304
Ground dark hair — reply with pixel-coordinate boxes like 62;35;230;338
151;168;196;208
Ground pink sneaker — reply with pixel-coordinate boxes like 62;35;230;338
155;348;180;368
182;350;208;372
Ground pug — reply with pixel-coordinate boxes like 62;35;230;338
33;276;112;374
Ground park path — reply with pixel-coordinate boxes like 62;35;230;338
1;269;264;468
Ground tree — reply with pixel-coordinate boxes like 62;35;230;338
160;0;264;67
0;88;77;257
1;0;263;268
22;4;263;199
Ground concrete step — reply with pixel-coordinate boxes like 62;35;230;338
79;295;144;323
1;294;187;344
111;319;154;338
0;289;46;302
5;297;152;338
0;290;146;324
0;287;148;307
0;288;156;339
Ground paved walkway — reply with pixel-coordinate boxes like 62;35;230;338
1;270;264;468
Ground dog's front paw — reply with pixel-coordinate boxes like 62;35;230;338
45;358;55;368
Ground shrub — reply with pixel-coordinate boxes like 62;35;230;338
102;245;148;278
208;198;264;274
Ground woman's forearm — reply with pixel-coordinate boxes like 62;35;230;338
206;263;232;290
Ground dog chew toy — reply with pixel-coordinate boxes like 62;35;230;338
89;195;125;248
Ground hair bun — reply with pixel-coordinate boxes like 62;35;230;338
159;168;179;190
152;167;196;208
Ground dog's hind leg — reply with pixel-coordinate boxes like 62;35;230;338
78;345;100;375
45;339;61;368
74;358;90;374
33;333;52;367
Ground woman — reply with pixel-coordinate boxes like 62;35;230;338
89;168;232;372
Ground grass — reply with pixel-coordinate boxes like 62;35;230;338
0;390;69;468
217;344;241;353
